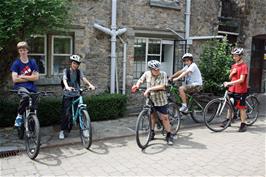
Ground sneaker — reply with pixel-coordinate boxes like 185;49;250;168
166;133;174;145
150;130;155;140
59;130;64;140
179;105;188;113
83;129;90;137
14;115;23;127
239;123;247;132
221;119;231;128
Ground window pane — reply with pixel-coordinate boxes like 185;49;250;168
148;55;160;62
148;39;160;54
30;55;46;74
54;37;71;54
134;38;146;61
27;37;45;53
53;56;70;74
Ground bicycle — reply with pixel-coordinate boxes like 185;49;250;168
203;86;260;132
10;90;53;159
167;81;210;123
135;89;180;149
65;87;93;149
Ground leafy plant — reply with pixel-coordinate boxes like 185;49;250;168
199;38;233;95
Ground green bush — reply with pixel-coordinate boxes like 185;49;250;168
0;93;127;127
199;38;233;95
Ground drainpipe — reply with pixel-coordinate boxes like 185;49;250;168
185;0;223;44
118;36;127;95
93;0;127;93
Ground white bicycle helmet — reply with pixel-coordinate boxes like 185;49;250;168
182;53;193;60
231;48;244;55
70;55;81;63
148;60;161;70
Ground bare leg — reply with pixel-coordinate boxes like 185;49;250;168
160;113;171;133
179;86;187;104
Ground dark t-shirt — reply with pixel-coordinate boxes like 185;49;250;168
10;58;39;92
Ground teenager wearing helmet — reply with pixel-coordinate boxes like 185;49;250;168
59;54;95;139
223;47;248;132
169;53;203;113
131;60;174;145
10;41;39;127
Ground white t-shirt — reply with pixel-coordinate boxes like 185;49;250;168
182;63;203;86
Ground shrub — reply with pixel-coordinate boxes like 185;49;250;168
0;93;127;127
199;38;233;95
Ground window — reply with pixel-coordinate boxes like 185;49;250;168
52;36;73;75
134;38;173;79
149;0;180;10
27;34;73;76
27;35;47;75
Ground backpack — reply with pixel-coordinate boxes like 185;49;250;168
61;68;81;89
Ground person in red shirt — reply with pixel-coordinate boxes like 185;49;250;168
224;47;248;132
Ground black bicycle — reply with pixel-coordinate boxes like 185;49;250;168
11;90;53;159
203;87;259;132
135;90;180;149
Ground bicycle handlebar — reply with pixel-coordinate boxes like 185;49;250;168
10;90;54;97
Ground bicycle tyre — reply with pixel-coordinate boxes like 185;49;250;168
25;114;40;159
136;109;151;149
79;109;92;149
168;102;181;135
204;98;233;132
245;95;259;126
190;95;209;123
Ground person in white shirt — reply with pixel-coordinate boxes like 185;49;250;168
169;53;203;113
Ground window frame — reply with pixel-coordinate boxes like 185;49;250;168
51;35;73;75
27;35;47;75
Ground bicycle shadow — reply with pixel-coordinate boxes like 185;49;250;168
33;144;86;166
88;137;129;155
142;131;207;155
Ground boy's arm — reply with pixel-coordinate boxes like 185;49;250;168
19;71;39;81
169;70;183;80
173;70;189;82
82;77;95;90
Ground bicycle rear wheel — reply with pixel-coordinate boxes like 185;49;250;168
204;98;233;132
168;102;181;135
245;95;259;126
190;98;206;123
79;109;92;149
136;109;151;149
25;114;40;159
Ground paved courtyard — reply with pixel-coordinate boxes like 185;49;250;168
0;118;265;177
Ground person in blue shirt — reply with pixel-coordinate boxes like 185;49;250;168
10;41;39;127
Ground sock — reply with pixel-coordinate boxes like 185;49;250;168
182;103;187;107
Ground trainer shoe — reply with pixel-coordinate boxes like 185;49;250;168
59;130;64;140
14;115;23;127
239;123;247;132
179;105;188;113
166;133;174;145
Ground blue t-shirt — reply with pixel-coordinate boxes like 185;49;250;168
10;58;39;92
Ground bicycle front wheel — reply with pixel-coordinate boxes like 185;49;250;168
25;114;40;159
136;109;151;149
79;109;92;149
168;102;181;135
245;95;259;126
204;98;233;132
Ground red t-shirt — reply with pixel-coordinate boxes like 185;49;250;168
228;62;248;93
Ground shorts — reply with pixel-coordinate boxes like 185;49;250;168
152;104;168;115
184;85;202;94
228;92;248;109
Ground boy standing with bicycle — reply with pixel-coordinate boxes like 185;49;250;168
59;54;95;140
224;48;248;132
131;60;174;145
10;41;39;127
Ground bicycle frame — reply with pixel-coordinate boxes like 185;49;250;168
71;95;88;129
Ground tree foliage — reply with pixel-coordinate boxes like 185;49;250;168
0;0;72;87
199;38;233;95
